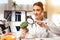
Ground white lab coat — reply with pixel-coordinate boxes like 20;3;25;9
45;19;60;36
25;19;58;38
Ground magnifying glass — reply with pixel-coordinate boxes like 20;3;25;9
27;16;35;27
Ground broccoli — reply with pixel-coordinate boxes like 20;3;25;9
20;21;28;29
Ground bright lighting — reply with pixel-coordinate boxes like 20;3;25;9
14;0;46;5
0;0;8;4
52;14;60;26
51;0;60;6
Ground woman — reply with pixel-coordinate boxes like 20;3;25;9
20;2;58;39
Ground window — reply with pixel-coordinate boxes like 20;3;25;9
16;26;20;31
4;11;12;21
8;26;11;32
15;12;21;21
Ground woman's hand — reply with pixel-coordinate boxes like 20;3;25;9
35;20;44;27
36;20;50;30
20;28;28;39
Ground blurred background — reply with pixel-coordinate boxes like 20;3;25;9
0;0;60;40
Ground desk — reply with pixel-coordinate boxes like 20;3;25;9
21;37;60;40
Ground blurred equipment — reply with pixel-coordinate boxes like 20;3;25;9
0;18;8;34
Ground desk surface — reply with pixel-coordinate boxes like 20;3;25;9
21;37;60;40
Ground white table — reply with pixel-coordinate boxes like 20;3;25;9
21;37;60;40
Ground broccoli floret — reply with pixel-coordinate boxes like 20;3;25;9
20;21;28;29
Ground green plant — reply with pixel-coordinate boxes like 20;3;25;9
20;21;28;29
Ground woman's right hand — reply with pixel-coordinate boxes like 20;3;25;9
20;28;28;39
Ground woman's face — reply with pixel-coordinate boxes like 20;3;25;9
33;5;43;20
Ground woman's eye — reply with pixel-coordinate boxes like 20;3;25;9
33;9;35;11
37;9;40;11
